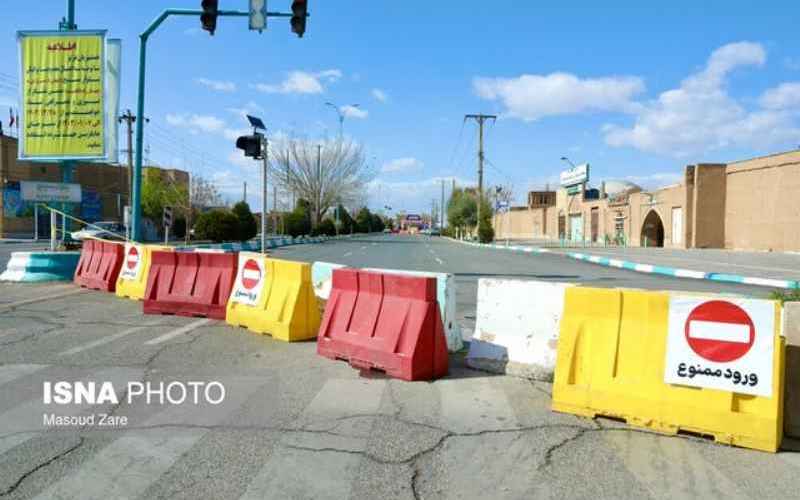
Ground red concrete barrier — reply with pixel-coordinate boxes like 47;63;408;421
143;250;238;320
73;239;125;292
317;268;449;381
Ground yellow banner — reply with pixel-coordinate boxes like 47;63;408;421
18;31;106;159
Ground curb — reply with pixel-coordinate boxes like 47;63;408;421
449;238;800;290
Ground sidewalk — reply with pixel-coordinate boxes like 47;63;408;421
461;238;800;289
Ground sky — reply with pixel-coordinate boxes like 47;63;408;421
2;1;800;214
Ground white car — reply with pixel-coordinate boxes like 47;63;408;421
70;221;126;241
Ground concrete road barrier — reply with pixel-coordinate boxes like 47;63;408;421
0;251;80;282
785;301;800;439
312;261;347;300
466;279;570;380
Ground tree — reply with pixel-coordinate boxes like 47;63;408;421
284;198;312;237
447;187;493;239
194;210;239;242
355;207;374;233
333;204;354;234
232;201;257;241
271;136;374;227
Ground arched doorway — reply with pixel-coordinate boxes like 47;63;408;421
641;210;664;247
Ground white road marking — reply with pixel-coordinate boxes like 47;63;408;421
59;322;161;356
241;379;386;500
343;252;352;257
360;246;367;250
0;364;47;388
436;257;444;265
144;318;213;346
0;288;88;312
31;376;261;500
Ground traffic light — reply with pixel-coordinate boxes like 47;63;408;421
236;134;264;160
200;0;218;35
291;0;308;38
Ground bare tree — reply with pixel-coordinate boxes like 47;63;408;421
271;136;374;226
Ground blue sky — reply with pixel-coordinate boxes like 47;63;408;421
2;1;800;213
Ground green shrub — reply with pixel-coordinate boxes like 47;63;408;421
315;218;336;236
232;201;258;241
193;210;239;242
770;288;800;304
477;221;494;243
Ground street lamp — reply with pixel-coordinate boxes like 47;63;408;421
325;101;360;137
560;156;577;168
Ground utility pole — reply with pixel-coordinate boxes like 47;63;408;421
118;110;135;205
316;144;322;227
464;114;496;232
261;134;268;253
272;183;277;235
243;181;247;203
441;179;445;230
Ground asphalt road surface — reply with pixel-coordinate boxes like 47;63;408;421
0;234;796;500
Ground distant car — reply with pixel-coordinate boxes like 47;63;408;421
383;228;392;233
70;221;126;241
429;228;441;236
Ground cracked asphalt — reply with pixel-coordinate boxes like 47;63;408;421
0;234;798;500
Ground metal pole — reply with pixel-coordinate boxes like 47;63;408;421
131;8;250;241
440;179;445;230
316;144;322;227
261;134;268;253
34;204;38;241
477;119;484;230
50;209;56;251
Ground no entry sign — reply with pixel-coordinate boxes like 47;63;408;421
230;253;265;306
241;259;261;290
119;243;142;280
664;296;776;397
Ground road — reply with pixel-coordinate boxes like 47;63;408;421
0;234;797;500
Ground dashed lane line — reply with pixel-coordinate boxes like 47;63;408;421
0;288;89;312
143;318;213;346
58;320;166;356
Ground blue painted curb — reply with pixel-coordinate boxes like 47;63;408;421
0;251;80;282
452;238;799;290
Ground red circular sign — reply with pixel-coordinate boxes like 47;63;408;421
241;259;261;290
126;246;139;270
684;300;755;363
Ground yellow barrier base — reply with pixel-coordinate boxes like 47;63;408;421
226;256;320;342
115;244;172;301
552;286;784;453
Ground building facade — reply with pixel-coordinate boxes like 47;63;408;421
0;136;188;238
493;150;800;251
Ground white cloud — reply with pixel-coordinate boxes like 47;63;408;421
603;42;800;157
602;41;800;156
371;88;388;102
760;82;800;110
166;113;225;133
252;69;342;95
194;77;237;92
474;72;644;121
622;172;683;189
223;127;252;141
381;157;423;173
228;150;256;169
226;101;265;120
341;105;368;119
367;176;473;213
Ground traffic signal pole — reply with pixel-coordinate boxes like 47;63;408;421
131;7;295;241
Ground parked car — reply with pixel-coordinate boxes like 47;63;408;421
383;228;392;233
70;221;126;241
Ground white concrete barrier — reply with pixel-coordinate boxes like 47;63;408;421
365;267;463;353
785;301;800;439
311;261;347;300
466;279;571;381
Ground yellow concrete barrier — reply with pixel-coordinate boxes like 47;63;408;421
552;286;784;453
226;255;320;342
115;244;172;301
